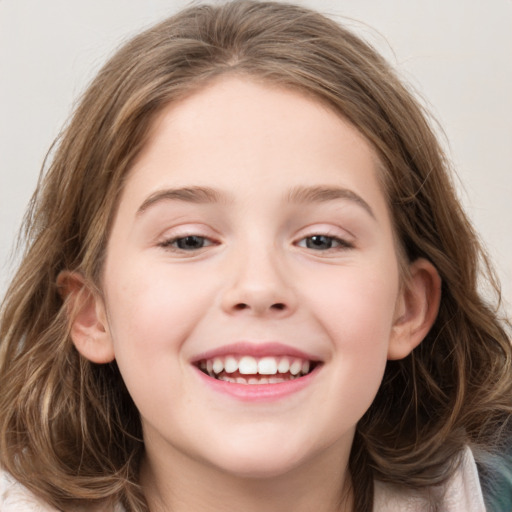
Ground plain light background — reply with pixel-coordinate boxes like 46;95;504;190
1;0;511;315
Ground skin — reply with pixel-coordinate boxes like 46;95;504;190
66;77;440;512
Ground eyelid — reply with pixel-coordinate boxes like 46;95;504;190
156;222;216;238
294;223;355;241
156;224;221;250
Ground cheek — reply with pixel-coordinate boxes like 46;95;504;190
317;272;398;419
101;263;217;420
103;262;215;359
305;266;399;345
303;263;399;404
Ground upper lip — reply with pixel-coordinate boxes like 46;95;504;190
190;341;321;364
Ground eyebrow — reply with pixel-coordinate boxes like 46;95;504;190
136;184;375;219
137;186;228;215
286;185;375;219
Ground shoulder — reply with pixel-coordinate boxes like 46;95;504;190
0;468;126;512
373;446;486;512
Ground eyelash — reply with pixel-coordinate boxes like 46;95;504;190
296;234;354;251
158;233;353;253
158;235;216;252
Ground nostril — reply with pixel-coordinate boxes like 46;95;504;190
232;302;286;312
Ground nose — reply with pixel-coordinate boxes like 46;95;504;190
220;247;297;318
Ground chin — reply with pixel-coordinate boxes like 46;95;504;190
215;457;305;480
200;440;314;481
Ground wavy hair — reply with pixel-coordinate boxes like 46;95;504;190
1;2;510;511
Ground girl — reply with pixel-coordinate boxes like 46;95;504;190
0;1;511;511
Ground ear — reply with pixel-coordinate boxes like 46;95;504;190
57;271;115;364
387;258;441;360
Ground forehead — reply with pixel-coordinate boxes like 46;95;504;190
125;77;384;196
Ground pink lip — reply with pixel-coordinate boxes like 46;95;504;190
190;342;322;402
190;341;320;363
192;364;320;402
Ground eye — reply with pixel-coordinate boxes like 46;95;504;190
297;235;352;251
160;235;214;251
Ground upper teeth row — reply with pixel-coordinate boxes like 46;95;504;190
200;356;310;376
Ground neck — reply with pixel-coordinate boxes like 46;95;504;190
141;442;354;512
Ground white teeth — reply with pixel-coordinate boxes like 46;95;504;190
200;354;315;380
212;358;224;374
224;356;238;374
278;357;290;374
290;359;302;375
258;357;278;375
239;356;258;374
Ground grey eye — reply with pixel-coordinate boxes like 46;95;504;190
174;236;209;250
297;235;352;251
304;235;336;250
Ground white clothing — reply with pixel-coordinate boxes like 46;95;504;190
373;447;486;511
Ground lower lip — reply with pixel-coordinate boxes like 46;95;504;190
193;367;319;402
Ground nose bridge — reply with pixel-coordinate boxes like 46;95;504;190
221;237;296;316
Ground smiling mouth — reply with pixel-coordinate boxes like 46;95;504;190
195;355;319;385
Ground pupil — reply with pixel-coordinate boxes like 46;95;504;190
307;235;332;250
177;236;204;250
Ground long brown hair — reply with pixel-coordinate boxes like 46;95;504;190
1;2;510;511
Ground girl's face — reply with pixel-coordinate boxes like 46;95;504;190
88;77;430;481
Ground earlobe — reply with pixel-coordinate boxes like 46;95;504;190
387;258;441;360
57;271;115;364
